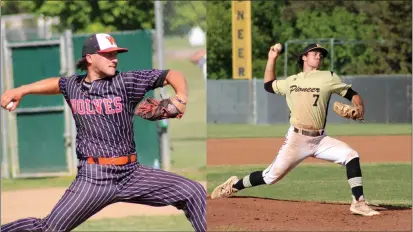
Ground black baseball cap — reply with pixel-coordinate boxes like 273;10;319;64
81;33;128;57
298;44;328;61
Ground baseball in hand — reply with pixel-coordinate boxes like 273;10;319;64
6;102;14;110
274;43;283;52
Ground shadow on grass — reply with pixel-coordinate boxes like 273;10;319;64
215;196;412;211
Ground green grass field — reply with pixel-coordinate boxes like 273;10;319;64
208;123;412;138
2;33;411;231
163;35;204;50
74;215;193;231
208;163;412;207
162;53;206;174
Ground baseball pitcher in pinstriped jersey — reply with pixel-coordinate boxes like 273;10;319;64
210;43;380;217
0;33;206;232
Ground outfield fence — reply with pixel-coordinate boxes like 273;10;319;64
207;75;412;124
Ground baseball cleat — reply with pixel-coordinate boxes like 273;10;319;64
211;176;239;199
350;197;380;216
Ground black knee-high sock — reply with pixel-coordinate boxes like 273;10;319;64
233;171;266;191
346;157;364;201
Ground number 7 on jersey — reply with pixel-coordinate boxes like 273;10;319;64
313;94;320;106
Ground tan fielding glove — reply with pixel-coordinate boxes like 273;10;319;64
333;102;364;122
135;97;183;121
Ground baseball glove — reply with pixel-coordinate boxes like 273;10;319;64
333;101;364;122
135;97;183;121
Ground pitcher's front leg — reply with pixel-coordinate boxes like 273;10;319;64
315;135;380;216
118;166;206;232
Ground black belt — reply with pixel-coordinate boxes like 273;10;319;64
293;127;324;137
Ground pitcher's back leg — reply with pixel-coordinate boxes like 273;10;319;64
1;168;118;232
212;128;312;200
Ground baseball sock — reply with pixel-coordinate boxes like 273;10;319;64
233;171;266;191
346;157;364;201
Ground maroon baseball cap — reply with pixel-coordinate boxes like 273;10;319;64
81;33;128;57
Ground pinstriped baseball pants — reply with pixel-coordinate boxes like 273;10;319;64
1;160;206;232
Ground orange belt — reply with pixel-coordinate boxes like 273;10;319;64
87;154;137;165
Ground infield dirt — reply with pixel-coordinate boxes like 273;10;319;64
207;135;412;231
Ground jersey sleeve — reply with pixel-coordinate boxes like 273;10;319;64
271;79;288;96
58;76;71;105
123;69;170;103
330;72;351;97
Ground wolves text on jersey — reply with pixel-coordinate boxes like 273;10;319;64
70;97;122;115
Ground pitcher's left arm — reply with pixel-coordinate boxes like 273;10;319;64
343;88;364;120
331;72;364;121
132;69;187;121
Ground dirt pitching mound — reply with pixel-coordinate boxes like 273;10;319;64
207;196;412;231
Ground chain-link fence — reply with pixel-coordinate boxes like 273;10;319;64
207;75;412;125
2;14;60;42
280;38;411;78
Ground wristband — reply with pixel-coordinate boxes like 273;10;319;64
175;95;187;105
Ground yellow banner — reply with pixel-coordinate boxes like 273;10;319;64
232;0;252;79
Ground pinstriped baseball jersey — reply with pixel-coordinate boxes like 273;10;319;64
1;31;207;232
58;69;169;158
272;70;351;130
2;69;207;232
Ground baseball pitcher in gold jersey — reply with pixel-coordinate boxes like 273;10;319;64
211;43;380;217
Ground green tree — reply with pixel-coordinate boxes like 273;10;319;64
360;1;412;74
250;1;289;79
1;1;37;15
207;0;411;78
31;1;155;33
207;1;288;79
206;1;232;80
2;1;207;36
163;1;206;36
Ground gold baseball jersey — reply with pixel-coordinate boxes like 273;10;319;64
272;70;351;130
